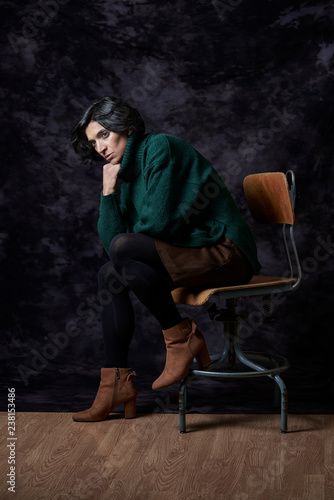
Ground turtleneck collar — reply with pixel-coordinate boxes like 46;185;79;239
119;131;150;182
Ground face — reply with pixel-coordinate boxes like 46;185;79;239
85;121;130;164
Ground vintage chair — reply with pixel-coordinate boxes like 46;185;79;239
172;171;302;433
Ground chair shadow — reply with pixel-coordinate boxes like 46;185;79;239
181;413;331;434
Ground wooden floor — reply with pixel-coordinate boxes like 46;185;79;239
0;412;333;500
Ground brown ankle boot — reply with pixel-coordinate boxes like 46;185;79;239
152;319;211;390
72;367;137;422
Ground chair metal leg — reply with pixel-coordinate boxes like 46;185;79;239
244;353;282;408
274;378;281;408
179;380;187;433
179;329;231;433
271;374;288;433
179;372;198;433
234;325;289;432
178;298;290;434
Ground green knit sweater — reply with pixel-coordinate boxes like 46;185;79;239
98;132;261;273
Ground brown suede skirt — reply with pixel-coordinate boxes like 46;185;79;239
155;237;253;289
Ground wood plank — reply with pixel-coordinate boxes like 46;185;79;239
0;413;333;499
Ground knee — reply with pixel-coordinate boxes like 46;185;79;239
108;233;132;267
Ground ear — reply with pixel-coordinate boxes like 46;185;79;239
128;128;134;136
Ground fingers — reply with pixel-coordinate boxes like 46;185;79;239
102;163;121;196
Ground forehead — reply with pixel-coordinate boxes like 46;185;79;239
85;121;106;140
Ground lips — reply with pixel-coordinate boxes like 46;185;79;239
105;152;114;161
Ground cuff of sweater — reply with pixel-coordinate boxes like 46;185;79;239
100;191;116;200
100;191;118;211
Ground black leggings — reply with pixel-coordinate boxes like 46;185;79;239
98;233;183;367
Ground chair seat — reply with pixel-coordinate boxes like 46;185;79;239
172;275;297;306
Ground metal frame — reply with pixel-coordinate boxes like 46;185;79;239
178;171;301;434
284;170;302;289
179;298;290;433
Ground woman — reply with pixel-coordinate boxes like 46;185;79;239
70;96;260;422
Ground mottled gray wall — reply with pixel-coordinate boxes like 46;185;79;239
1;0;334;413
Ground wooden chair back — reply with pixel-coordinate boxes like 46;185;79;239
243;172;295;225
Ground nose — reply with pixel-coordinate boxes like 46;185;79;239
95;140;106;155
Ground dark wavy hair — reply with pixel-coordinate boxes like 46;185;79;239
70;96;145;162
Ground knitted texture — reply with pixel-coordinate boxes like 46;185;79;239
97;132;261;273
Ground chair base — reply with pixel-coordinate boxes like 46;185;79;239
178;299;290;434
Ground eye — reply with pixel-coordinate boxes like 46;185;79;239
102;131;109;138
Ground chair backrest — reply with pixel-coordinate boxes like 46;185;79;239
243;171;301;289
243;172;294;225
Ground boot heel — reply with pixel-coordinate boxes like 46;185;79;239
196;342;211;368
124;397;136;419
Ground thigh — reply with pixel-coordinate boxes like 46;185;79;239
180;248;253;288
156;237;253;288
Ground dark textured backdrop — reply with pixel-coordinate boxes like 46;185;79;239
1;0;334;415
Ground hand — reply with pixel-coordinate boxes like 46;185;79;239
102;163;121;196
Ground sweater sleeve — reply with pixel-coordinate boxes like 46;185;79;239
97;192;129;253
